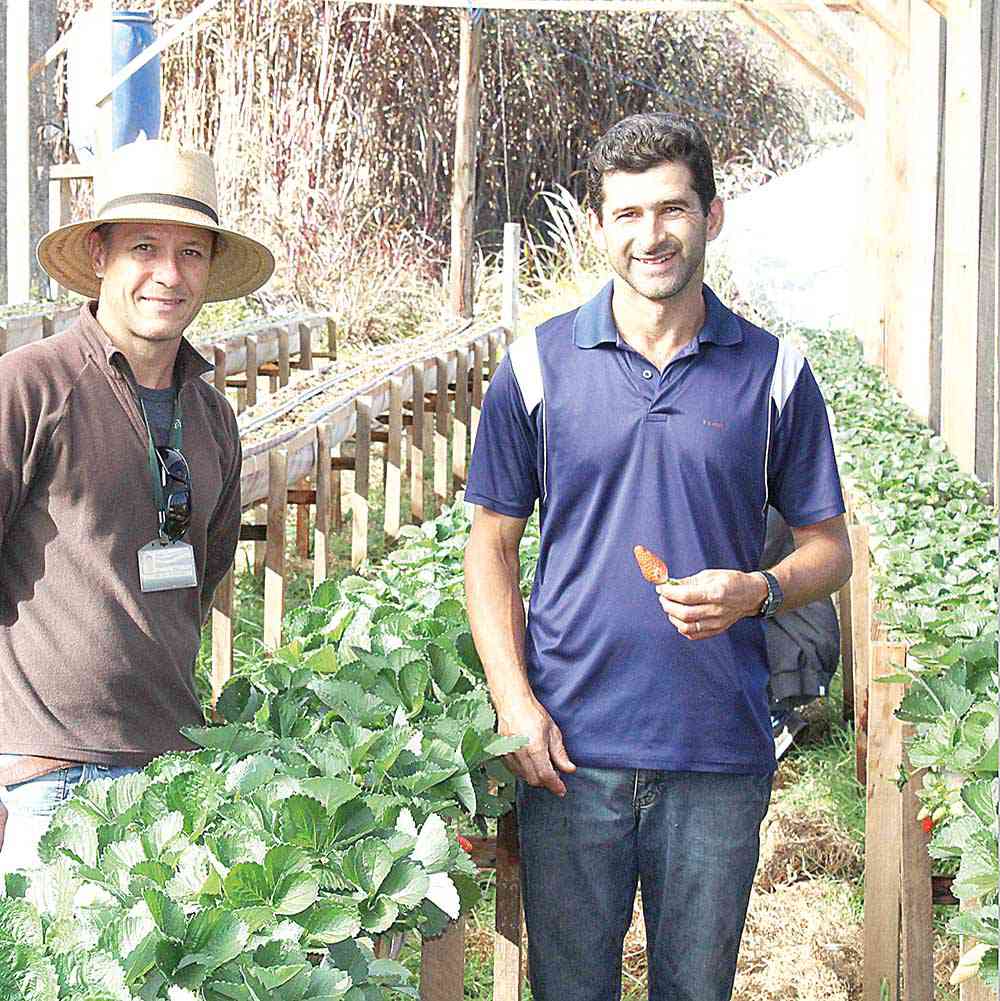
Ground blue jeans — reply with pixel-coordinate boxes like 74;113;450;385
517;767;773;1001
0;754;140;873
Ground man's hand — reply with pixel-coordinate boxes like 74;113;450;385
497;694;576;796
656;570;766;640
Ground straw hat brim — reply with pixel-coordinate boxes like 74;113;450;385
36;205;275;303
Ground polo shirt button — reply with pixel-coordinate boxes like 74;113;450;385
642;369;653;380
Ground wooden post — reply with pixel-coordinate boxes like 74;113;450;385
352;397;371;569
494;811;523;1001
47;177;72;298
452;347;469;490
385;377;403;540
245;335;259;409
410;362;426;524
213;345;228;397
295;479;311;558
278;326;291;388
940;0;985;475
419;919;466;1001
488;332;500;379
899;720;934;1001
434;355;450;510
264;449;288;651
298;320;313;370
253;503;267;575
331;442;343;530
326;317;338;360
849;523;872;785
838;573;855;722
210;567;234;705
6;0;31;304
94;0;114;161
449;9;482;318
313;422;332;589
862;642;906;1001
471;337;486;449
502;223;521;338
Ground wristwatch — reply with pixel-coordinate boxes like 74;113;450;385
755;570;784;618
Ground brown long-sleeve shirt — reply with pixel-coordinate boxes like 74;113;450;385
0;304;241;766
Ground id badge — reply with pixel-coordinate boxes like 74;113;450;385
138;540;199;592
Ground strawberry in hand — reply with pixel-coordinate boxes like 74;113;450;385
633;544;680;585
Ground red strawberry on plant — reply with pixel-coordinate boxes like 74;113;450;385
921;816;934;835
457;834;474;853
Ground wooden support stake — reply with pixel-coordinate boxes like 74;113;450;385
838;572;855;721
213;346;228;397
298;321;313;370
48;177;72;298
453;347;469;490
502;223;522;337
295;478;311;558
862;642;906;1001
253;503;267;575
352;398;372;569
420;919;466;1001
332;443;343;530
245;335;259;409
899;721;934;1001
854;0;910;49
471;338;486;448
849;523;872;785
385;377;403;539
7;0;32;305
488;333;500;379
494;811;523;1001
314;423;332;589
278;326;291;387
434;355;451;510
449;10;483;318
210;568;234;705
326;317;338;360
411;363;426;524
264;449;288;651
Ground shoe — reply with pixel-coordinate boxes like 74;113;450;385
772;709;807;760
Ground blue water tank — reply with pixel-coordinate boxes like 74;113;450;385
68;10;162;159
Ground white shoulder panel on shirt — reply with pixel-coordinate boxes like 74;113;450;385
507;332;544;416
770;338;806;416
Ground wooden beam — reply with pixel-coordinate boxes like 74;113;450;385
849;523;872;786
853;0;910;48
345;0;862;10
449;10;482;318
385;377;403;540
940;0;983;474
862;642;906;1001
736;3;866;115
93;1;114;161
452;347;469;490
48;163;95;180
802;0;858;49
494;812;523;1001
6;0;31;304
757;0;866;93
420;919;466;1001
434;355;451;510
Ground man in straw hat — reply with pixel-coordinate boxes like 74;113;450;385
0;139;274;871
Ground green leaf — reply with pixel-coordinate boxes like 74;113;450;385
224;864;272;910
398;661;430;715
962;780;998;830
304;648;339;675
181;724;274;756
107;772;152;820
0;900;42;948
427;644;462;695
359;895;398;934
144;888;186;942
265;846;319;916
216;678;266;724
293;899;362;945
181;908;248;972
297;777;361;814
342;840;393;896
952;833;1000;900
328;799;377;848
410;814;450;874
225;754;279;796
0;941;59;1001
379;861;429;909
277;796;332;853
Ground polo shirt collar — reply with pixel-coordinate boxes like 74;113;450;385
572;281;744;350
79;301;213;385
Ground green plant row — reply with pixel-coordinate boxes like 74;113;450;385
0;501;534;1001
801;326;999;988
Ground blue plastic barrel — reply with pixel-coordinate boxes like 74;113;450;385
68;10;162;158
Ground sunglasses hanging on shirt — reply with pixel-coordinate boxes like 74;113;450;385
136;396;199;593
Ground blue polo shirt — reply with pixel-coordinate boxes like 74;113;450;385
465;282;844;775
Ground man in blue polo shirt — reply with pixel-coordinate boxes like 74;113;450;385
463;112;852;1001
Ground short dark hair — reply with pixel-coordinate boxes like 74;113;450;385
90;221;218;256
587;113;717;216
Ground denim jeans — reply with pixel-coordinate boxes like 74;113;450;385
0;754;140;873
517;766;773;1001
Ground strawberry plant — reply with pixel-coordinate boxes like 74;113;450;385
0;500;532;1000
802;326;999;988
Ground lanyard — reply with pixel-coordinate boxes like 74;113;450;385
139;395;183;541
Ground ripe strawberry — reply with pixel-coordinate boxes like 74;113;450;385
457;834;474;853
921;816;934;835
634;544;670;584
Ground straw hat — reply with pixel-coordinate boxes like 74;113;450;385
37;140;275;303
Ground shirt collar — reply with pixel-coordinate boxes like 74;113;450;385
78;301;212;385
572;281;744;350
